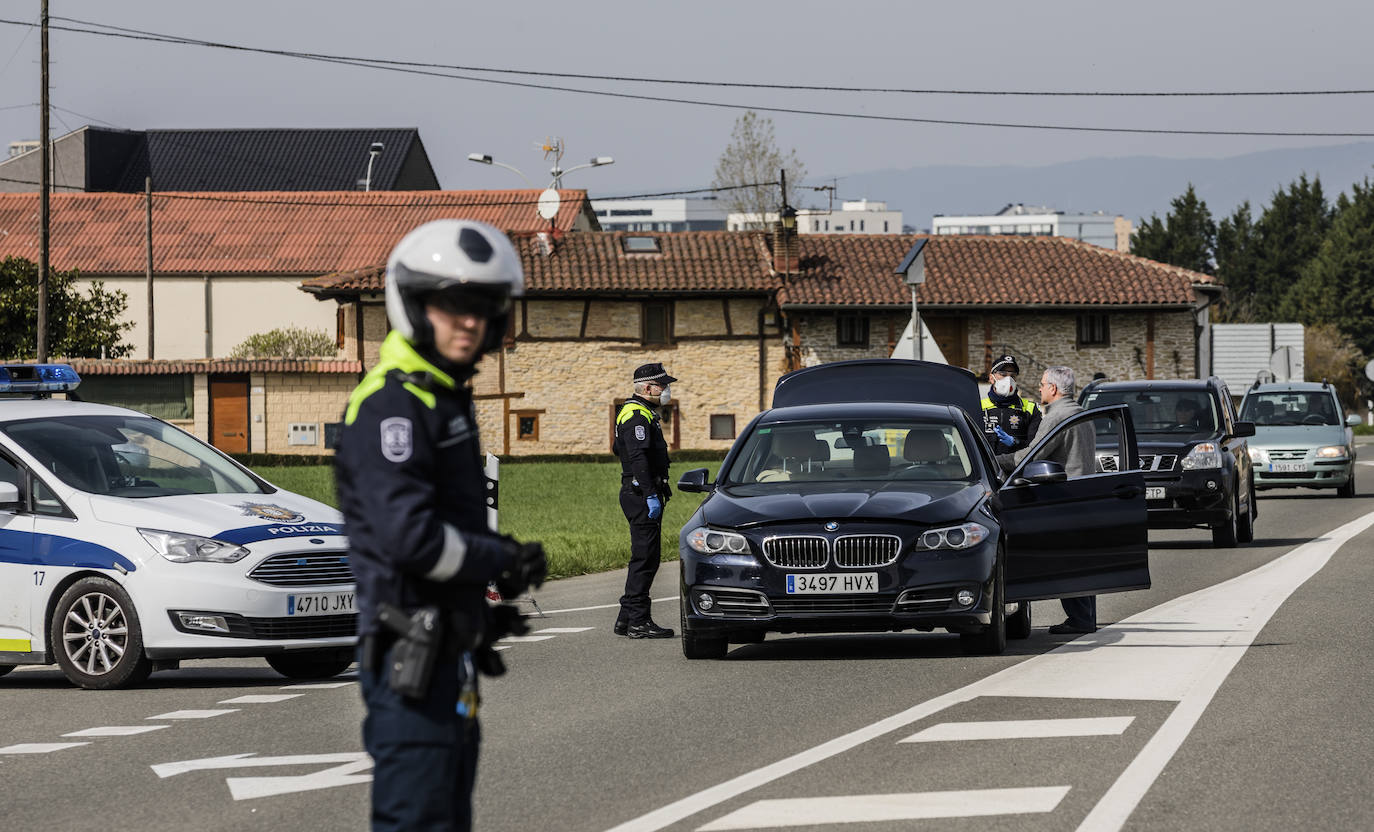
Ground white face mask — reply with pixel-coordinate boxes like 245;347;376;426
658;385;672;405
992;376;1017;397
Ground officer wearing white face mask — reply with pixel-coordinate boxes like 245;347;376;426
981;354;1041;453
612;363;677;639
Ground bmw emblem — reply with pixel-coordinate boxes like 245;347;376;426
824;521;839;532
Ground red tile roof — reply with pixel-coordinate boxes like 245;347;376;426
63;358;363;375
0;190;595;275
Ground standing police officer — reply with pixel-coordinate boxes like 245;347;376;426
981;353;1042;453
336;220;547;831
612;363;677;639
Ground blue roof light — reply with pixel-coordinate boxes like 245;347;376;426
0;363;82;394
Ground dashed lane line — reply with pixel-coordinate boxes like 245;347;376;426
147;709;239;720
497;635;557;643
63;725;170;737
219;694;304;705
901;716;1136;743
521;595;679;617
0;742;90;754
698;787;1072;830
281;681;355;690
533;627;596;634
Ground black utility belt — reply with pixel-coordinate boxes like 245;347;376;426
364;603;477;699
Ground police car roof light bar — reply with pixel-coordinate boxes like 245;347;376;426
0;363;82;394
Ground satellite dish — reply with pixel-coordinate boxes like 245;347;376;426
1269;347;1294;382
537;188;561;221
1365;358;1374;383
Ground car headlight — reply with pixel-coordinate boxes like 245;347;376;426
1315;445;1348;459
1181;443;1222;470
139;528;251;563
1248;447;1269;464
916;522;989;550
686;527;750;555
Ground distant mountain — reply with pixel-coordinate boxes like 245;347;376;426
823;142;1374;232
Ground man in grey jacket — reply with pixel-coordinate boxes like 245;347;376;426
996;365;1098;634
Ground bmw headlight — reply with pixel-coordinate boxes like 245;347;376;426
1181;442;1223;470
916;522;989;551
1315;445;1348;459
686;527;751;555
1248;447;1270;464
139;528;251;563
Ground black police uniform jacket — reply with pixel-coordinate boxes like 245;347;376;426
980;392;1043;453
335;331;511;638
613;395;671;497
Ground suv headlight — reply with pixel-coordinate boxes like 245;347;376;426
139;528;251;563
686;527;750;555
1248;447;1269;464
1315;445;1348;459
1181;443;1223;470
916;522;989;550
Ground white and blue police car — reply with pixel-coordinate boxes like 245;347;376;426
0;364;355;689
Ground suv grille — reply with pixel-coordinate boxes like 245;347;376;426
762;536;828;569
249;553;353;587
1138;454;1178;472
1267;449;1307;461
833;535;900;567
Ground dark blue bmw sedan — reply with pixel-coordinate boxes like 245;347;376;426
675;360;1150;659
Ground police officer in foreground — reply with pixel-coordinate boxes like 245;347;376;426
981;354;1042;453
336;220;547;831
612;363;677;639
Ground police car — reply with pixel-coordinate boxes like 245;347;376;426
0;365;355;690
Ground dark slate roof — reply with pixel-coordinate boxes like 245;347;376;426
106;128;439;192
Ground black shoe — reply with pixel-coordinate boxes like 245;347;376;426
613;620;628;636
626;621;675;639
1048;622;1097;635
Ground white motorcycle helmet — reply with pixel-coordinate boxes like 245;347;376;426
384;219;524;359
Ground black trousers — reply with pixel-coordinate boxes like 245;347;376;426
1061;595;1097;629
618;485;663;625
360;642;480;832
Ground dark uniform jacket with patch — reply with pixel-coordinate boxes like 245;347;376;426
613;395;671;497
335;331;511;638
981;393;1042;453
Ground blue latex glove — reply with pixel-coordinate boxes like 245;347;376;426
993;425;1016;448
646;494;663;520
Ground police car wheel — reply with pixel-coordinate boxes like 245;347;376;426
960;557;1007;656
50;577;152;690
265;649;354;680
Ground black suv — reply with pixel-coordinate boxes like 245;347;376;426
1080;377;1257;547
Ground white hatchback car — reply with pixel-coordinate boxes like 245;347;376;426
0;365;354;690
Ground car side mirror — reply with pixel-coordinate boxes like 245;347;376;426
0;481;18;508
1347;414;1362;427
677;468;715;494
1008;459;1067;487
1232;421;1256;438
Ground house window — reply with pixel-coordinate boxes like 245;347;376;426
642;302;672;345
883;220;889;232
1077;314;1111;347
860;219;865;232
836;314;870;347
515;412;540;441
710;414;736;440
622;236;661;253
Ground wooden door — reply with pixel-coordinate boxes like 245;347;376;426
924;317;968;368
209;375;250;454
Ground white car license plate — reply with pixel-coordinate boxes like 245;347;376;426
1145;487;1166;500
785;573;878;594
288;592;356;616
1271;462;1307;473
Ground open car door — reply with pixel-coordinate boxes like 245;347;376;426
999;404;1150;602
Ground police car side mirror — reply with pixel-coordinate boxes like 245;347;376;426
677;468;715;493
0;481;18;508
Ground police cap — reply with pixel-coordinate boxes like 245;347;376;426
989;354;1020;375
633;363;677;384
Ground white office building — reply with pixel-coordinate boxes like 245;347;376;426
932;204;1132;251
590;197;728;231
728;199;903;235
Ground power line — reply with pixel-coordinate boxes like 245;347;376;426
1;17;1370;138
43;15;1374;99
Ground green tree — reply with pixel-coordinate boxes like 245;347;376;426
1252;174;1331;320
1213;201;1262;322
0;256;133;359
229;326;336;359
1282;180;1374;354
712;111;807;227
1131;184;1215;274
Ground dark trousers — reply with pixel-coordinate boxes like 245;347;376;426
360;642;481;832
1061;595;1097;629
618;486;663;625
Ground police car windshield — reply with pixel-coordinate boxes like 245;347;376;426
2;415;266;497
1082;390;1218;435
726;420;977;485
1240;392;1340;426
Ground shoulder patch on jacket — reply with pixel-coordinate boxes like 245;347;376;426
380;417;413;462
635;424;646;441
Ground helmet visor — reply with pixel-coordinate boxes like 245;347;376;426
424;285;512;320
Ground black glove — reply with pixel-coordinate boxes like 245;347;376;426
473;644;507;677
487;602;530;640
495;540;547;598
657;477;673;503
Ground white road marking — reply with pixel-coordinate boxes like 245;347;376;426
493;646;511;651
901;717;1135;743
533;627;595;634
147;709;239;720
602;508;1374;832
1358;461;1374;467
150;751;373;800
523;595;679;617
0;742;90;754
152;752;367;778
219;694;304;704
697;787;1071;830
497;635;556;643
281;681;355;690
63;725;170;737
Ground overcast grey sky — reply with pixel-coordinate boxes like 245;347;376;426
2;0;1372;206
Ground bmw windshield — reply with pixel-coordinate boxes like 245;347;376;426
3;415;268;497
725;420;978;485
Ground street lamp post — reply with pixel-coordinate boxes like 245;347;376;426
467;151;613;190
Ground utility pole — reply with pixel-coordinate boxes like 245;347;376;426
145;177;154;359
37;0;50;361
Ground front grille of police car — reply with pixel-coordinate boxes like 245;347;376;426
762;536;829;569
168;611;356;639
832;535;901;568
249;552;353;587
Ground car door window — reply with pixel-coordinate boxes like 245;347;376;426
30;474;70;517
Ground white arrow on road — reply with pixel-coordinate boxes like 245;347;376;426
151;752;373;800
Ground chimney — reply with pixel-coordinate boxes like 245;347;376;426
770;207;799;275
536;231;555;257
